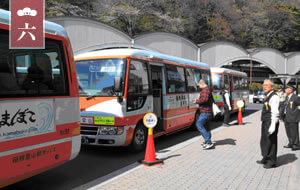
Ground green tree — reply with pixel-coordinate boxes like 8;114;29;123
249;82;263;94
40;0;300;52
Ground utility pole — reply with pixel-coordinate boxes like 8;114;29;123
88;0;90;17
249;54;252;85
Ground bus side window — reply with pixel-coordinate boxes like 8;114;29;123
35;54;53;88
201;72;211;88
193;69;201;92
224;74;230;89
186;68;198;92
0;60;20;92
239;77;243;90
243;77;249;90
166;66;186;94
22;54;53;92
127;60;149;111
233;76;239;90
212;73;222;90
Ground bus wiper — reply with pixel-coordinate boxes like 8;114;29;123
86;95;98;100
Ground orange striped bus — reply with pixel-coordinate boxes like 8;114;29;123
0;9;81;187
75;46;211;152
211;67;249;113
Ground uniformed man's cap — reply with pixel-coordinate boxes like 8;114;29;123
286;85;295;91
278;86;283;89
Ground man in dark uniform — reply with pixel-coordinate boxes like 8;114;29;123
280;85;300;151
257;79;280;169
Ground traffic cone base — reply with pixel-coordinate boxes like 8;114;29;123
140;159;163;166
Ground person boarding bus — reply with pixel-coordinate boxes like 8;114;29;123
193;79;214;150
221;85;231;127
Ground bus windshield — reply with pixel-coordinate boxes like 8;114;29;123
76;59;126;97
212;73;222;90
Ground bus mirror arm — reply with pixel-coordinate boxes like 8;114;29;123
117;96;123;103
114;77;122;93
114;77;123;103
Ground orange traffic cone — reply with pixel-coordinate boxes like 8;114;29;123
140;128;163;166
238;107;243;125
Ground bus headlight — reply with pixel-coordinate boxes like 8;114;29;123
98;126;124;135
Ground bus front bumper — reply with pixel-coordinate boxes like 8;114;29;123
80;125;135;147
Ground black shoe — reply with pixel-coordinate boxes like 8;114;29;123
292;145;300;151
283;145;292;148
263;163;276;169
256;159;267;165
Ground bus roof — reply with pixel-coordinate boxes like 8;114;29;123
210;67;247;77
0;9;68;38
75;48;209;69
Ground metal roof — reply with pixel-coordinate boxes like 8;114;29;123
210;67;247;76
0;9;68;38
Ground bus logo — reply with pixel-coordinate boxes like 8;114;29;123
10;0;44;49
0;100;54;141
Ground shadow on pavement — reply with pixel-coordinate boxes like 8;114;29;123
214;138;237;146
277;153;297;167
159;154;181;161
208;109;258;131
230;121;251;125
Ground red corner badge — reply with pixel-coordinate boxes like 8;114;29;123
10;0;44;49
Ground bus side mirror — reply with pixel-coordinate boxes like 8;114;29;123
221;83;225;89
114;77;122;93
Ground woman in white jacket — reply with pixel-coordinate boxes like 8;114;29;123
222;85;232;127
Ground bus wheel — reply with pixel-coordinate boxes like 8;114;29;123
129;123;147;152
190;111;200;131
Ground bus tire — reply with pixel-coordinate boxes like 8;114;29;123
190;111;200;131
129;123;147;152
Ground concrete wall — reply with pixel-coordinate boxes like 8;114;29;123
199;41;249;67
48;17;300;74
48;17;132;55
135;32;198;61
287;52;300;75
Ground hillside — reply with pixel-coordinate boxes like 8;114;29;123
1;0;299;52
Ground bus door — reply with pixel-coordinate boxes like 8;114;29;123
150;65;164;133
224;73;232;108
229;75;237;110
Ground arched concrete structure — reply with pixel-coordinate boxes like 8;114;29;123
48;17;132;55
48;16;300;75
199;41;249;67
287;52;300;75
250;48;285;74
134;32;198;61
